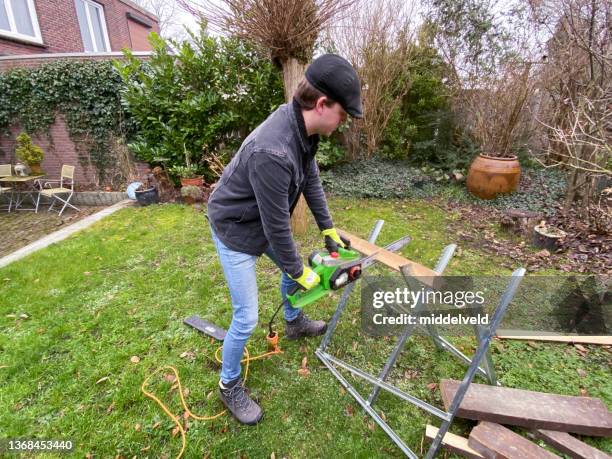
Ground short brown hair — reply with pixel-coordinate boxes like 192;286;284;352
294;79;335;110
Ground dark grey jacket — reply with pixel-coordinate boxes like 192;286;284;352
207;101;333;278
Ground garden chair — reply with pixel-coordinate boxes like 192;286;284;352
0;164;13;211
36;165;80;216
0;164;11;177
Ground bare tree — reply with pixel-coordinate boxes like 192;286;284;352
131;0;187;41
330;0;415;158
463;61;535;157
527;0;611;217
177;0;355;234
178;0;356;100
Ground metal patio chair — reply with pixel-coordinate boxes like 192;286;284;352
36;165;80;216
0;164;13;211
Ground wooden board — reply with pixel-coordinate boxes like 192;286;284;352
495;331;612;346
338;229;439;286
425;424;484;459
468;422;560;459
534;429;612;459
440;379;612;437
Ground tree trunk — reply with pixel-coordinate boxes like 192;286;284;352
282;57;309;236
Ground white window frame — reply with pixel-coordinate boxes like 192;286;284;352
0;0;43;45
77;0;111;53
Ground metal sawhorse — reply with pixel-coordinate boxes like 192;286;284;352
315;220;526;458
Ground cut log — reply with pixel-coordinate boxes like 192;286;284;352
425;424;484;459
469;422;560;458
337;229;439;287
500;209;543;236
534;429;612;459
440;379;612;437
495;331;612;345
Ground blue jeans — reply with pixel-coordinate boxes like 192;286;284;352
210;227;300;383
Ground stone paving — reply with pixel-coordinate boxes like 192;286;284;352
0;205;107;258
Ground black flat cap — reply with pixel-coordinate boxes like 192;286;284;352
305;54;363;118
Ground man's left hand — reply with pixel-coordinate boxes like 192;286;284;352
322;228;350;252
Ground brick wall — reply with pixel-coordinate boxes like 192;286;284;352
0;115;97;186
0;115;150;189
0;0;160;55
0;53;154;188
0;0;161;189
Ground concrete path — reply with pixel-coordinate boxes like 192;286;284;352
0;200;134;269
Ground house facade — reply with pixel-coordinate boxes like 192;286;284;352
0;0;159;187
0;0;160;58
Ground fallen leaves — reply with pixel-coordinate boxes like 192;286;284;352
444;199;611;274
297;356;310;377
574;343;588;355
179;350;196;361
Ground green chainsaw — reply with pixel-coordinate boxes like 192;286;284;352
266;236;378;344
286;240;374;309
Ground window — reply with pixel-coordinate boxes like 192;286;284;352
75;0;110;52
0;0;43;44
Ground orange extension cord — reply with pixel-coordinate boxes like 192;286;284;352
141;340;282;459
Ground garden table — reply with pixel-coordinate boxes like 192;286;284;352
0;175;45;211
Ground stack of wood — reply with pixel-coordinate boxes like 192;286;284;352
425;379;612;458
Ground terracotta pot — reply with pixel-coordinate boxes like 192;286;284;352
466;154;521;200
29;163;42;174
180;176;204;187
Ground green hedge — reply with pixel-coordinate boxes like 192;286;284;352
115;31;284;181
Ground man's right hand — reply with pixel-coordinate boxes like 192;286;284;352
290;266;321;290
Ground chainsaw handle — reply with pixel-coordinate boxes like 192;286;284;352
287;283;303;297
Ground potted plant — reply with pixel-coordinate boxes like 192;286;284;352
168;145;204;187
181;185;203;205
464;64;533;199
15;132;44;174
135;184;160;206
169;164;204;187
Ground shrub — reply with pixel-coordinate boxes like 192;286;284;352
115;30;284;182
180;185;203;199
15;132;44;165
320;158;439;199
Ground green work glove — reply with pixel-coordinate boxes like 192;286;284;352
290;265;321;291
321;227;350;252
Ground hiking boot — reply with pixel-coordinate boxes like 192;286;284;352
285;310;327;339
219;378;263;425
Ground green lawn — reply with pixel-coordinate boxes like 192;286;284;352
1;198;610;458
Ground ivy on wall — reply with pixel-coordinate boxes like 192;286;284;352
0;60;135;181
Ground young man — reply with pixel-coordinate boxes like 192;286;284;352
207;54;362;425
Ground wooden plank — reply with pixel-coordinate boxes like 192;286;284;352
338;229;439;284
534;429;612;459
440;379;612;437
495;331;612;346
425;424;484;459
468;422;560;459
